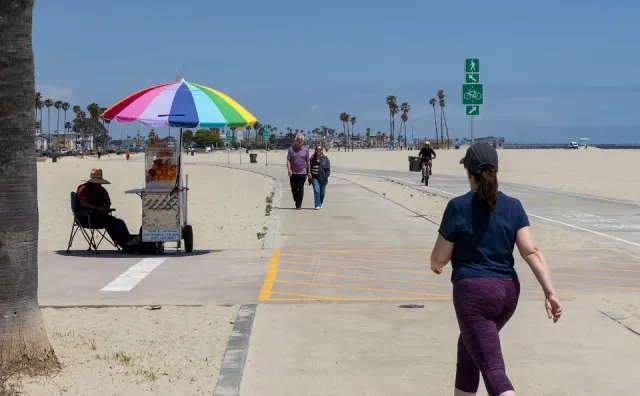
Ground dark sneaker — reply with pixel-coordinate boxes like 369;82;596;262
421;176;425;183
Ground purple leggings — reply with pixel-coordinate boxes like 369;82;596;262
453;277;520;396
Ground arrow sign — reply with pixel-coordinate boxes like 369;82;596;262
465;73;479;83
466;105;480;116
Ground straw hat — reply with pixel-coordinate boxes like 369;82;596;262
82;169;111;184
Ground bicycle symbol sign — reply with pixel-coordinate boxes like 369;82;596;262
462;83;483;105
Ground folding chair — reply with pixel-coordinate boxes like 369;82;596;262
66;192;119;253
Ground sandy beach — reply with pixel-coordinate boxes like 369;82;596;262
197;147;640;203
19;155;274;395
17;305;236;396
23;147;639;395
38;153;275;252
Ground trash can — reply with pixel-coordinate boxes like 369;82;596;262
250;153;258;163
455;145;460;150
408;156;421;172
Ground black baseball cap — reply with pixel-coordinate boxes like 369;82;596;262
460;143;499;174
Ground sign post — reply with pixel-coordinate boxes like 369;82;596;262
263;125;270;166
237;129;243;164
463;58;482;144
226;129;232;164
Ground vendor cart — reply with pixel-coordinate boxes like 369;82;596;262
101;78;258;254
125;129;193;252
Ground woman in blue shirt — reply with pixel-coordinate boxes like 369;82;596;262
430;143;562;396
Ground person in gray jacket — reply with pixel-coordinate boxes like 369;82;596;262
309;145;331;210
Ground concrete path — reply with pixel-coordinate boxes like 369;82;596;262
38;163;640;395
334;166;640;253
240;300;640;396
38;249;270;306
223;164;640;395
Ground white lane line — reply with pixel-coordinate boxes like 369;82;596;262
100;257;167;292
526;213;640;248
420;183;640;248
341;170;640;247
382;168;638;206
499;182;639;206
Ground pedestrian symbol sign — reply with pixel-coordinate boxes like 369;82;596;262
226;130;232;143
466;106;480;116
462;83;483;105
465;73;479;83
465;58;479;73
263;125;269;139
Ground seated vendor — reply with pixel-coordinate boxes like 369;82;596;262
76;169;140;253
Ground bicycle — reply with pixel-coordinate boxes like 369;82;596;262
421;158;433;186
463;90;483;101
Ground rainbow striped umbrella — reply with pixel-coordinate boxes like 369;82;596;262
102;79;257;128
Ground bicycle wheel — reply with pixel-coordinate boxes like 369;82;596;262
475;93;483;100
463;92;471;100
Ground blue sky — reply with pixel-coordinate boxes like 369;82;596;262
34;0;640;143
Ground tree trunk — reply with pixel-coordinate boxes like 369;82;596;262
391;118;395;150
0;0;58;373
388;114;392;150
47;108;50;147
403;122;407;148
443;109;450;149
56;109;60;137
439;108;444;149
432;108;439;148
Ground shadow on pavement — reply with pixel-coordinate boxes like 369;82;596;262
54;249;216;259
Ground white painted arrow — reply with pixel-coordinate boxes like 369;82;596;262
469;106;477;114
468;74;477;82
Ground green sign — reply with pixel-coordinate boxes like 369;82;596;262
466;105;480;116
462;83;483;105
465;58;479;73
263;125;269;139
225;130;232;143
465;73;479;83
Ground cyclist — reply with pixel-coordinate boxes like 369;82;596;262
419;141;436;182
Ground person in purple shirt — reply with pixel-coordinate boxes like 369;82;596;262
286;134;311;209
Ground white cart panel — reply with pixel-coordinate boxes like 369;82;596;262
141;192;180;242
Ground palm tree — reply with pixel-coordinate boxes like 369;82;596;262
349;116;356;151
385;96;399;149
437;90;447;149
64;121;72;133
54;100;62;150
35;91;42;123
62;102;70;137
400;102;411;148
36;93;43;135
437;91;450;149
43;98;53;145
0;0;58;371
339;112;349;150
87;103;101;120
429;98;439;148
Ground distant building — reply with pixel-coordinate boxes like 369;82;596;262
37;132;95;152
474;136;505;148
418;138;454;149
